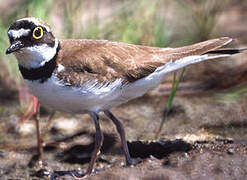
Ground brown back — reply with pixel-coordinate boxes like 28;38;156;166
56;37;232;86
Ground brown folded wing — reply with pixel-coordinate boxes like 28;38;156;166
56;37;232;86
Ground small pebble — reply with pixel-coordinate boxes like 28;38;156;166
149;155;156;160
227;148;235;155
107;164;112;168
120;161;125;167
184;152;189;158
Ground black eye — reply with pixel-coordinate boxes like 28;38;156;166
32;27;43;39
35;29;41;37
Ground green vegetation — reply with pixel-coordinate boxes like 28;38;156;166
106;0;170;46
217;83;247;102
156;68;185;138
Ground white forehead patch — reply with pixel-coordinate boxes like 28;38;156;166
8;28;30;39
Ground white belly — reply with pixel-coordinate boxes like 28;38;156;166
26;74;125;113
25;61;176;114
25;73;164;114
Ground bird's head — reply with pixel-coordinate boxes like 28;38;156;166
6;17;59;69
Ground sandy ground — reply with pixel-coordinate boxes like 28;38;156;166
0;85;247;179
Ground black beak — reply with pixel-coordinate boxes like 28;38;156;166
6;41;24;54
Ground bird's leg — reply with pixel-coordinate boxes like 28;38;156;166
104;110;141;166
18;96;46;157
33;96;43;161
85;112;104;176
41;111;55;146
50;112;104;179
20;95;39;121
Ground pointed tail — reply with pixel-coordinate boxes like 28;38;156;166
204;48;247;55
156;44;246;76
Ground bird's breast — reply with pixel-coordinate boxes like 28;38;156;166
25;74;125;113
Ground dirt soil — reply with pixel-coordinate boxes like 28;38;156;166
0;86;247;180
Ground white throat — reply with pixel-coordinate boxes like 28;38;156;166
14;38;59;69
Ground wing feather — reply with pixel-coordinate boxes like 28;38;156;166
55;37;235;86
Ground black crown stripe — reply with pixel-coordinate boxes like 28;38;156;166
19;42;60;83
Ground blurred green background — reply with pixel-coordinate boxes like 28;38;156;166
0;0;247;113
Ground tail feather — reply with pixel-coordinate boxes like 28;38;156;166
204;48;247;55
157;37;246;74
157;46;246;76
156;54;229;75
163;37;233;61
131;37;245;83
121;38;245;101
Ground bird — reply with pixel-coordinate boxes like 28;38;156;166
6;17;244;178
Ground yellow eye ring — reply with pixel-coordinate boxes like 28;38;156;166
33;27;43;39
